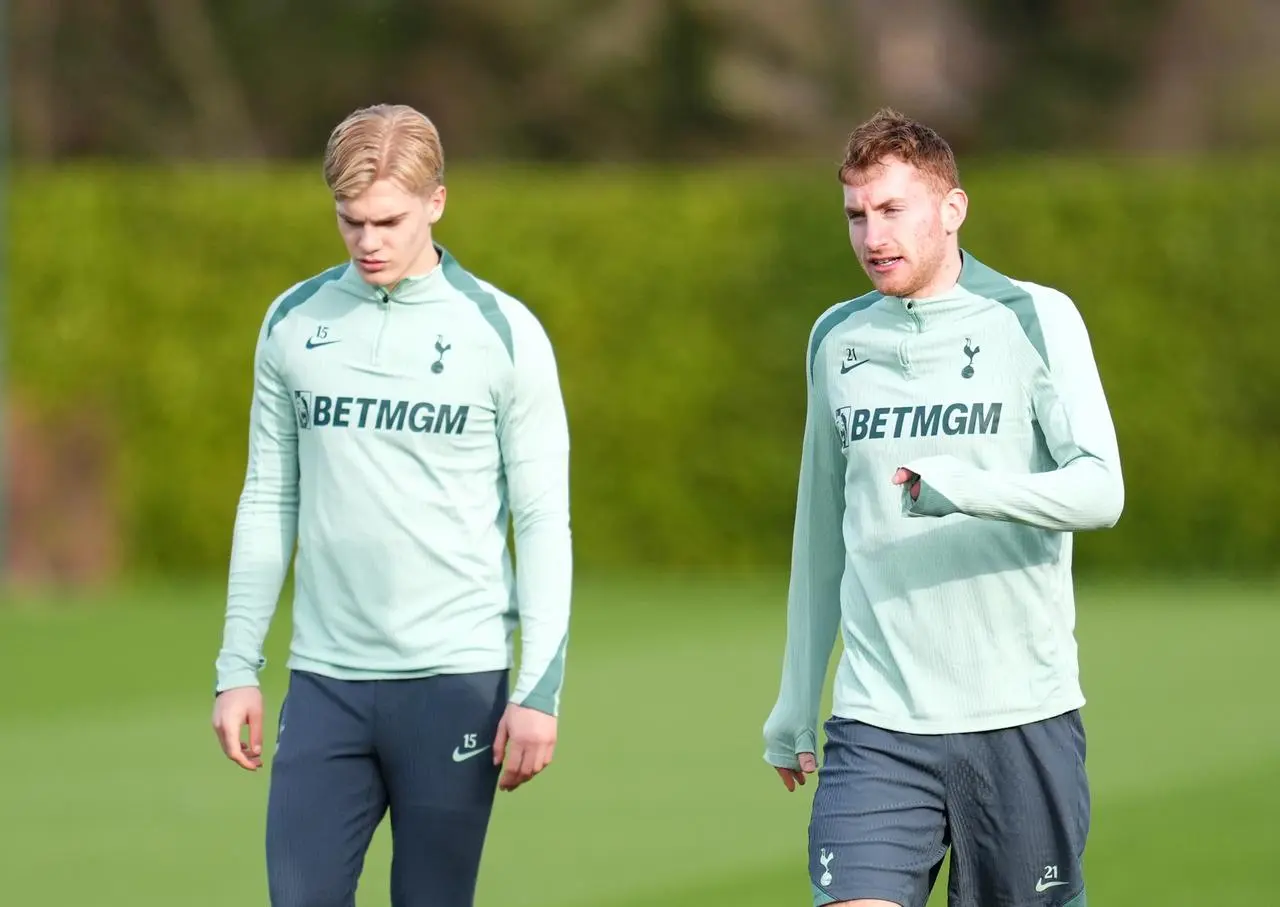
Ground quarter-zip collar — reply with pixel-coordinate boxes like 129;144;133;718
337;242;458;305
884;249;989;326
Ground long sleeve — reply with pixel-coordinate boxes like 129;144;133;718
762;345;845;768
498;311;573;717
904;288;1124;531
214;307;300;692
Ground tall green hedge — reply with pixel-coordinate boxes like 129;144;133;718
10;159;1279;576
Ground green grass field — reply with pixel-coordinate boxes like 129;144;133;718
1;573;1276;906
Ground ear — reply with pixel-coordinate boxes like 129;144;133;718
427;185;447;225
941;187;967;234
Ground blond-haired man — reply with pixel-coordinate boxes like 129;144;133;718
211;104;572;907
763;108;1123;907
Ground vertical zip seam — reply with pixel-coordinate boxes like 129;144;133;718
901;300;921;379
372;287;391;364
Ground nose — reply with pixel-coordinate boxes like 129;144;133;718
861;219;889;252
357;226;380;253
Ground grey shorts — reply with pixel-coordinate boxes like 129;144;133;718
809;711;1089;907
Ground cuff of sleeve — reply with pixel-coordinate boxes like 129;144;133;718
215;663;263;695
904;478;960;518
763;728;818;769
764;749;801;770
512;693;559;717
511;633;569;717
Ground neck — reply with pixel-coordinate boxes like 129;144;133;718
366;241;441;292
906;246;963;299
404;239;441;279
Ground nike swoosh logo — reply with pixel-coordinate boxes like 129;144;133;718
840;359;870;374
451;745;491;762
1035;880;1068;892
305;338;341;349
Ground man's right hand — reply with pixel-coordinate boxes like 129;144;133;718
212;686;265;771
774;752;818;791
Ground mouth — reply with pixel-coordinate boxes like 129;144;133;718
867;256;904;274
358;258;387;271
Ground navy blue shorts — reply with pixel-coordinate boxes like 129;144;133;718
809;712;1089;907
265;669;508;907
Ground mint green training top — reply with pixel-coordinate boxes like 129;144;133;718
214;245;572;716
764;251;1124;764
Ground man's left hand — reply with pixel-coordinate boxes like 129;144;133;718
893;467;921;501
493;702;557;791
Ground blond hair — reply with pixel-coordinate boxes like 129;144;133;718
323;104;444;201
838;107;960;193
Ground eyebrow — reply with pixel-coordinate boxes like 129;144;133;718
845;197;907;216
339;212;408;225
